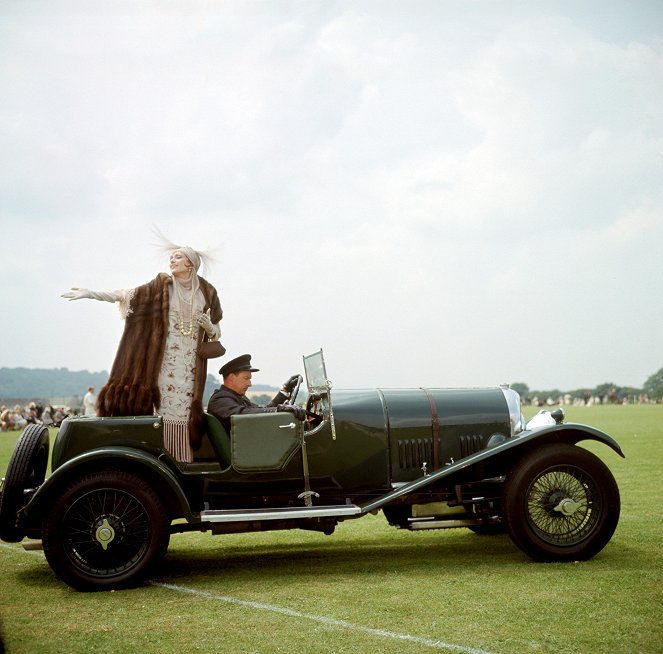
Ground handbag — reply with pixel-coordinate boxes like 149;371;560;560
199;340;226;359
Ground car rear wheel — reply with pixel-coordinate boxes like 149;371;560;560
0;424;50;542
502;444;620;562
42;469;170;591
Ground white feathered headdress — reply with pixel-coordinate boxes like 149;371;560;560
152;225;213;275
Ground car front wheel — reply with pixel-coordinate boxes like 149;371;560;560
502;443;620;562
42;469;170;591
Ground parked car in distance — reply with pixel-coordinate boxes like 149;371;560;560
0;350;624;591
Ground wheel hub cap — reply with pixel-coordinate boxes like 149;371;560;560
553;498;582;516
95;518;116;551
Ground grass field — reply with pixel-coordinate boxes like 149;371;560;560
1;405;661;653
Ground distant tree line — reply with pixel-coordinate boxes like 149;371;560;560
511;367;663;405
0;367;221;407
0;367;109;400
0;367;282;409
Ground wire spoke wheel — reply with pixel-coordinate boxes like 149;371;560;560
503;444;620;561
61;488;152;575
43;469;170;591
525;466;599;545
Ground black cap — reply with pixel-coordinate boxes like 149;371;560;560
219;354;259;377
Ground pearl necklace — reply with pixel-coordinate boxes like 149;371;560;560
174;278;195;337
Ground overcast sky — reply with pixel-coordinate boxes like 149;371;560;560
1;0;662;392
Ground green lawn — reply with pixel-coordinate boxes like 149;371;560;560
1;405;661;653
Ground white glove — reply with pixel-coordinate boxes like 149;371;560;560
61;288;117;302
198;309;218;338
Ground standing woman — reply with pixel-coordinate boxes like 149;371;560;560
62;238;223;463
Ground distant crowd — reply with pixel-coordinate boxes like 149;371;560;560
527;392;654;407
1;387;98;432
0;402;73;432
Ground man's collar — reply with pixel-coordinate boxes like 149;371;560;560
221;384;245;399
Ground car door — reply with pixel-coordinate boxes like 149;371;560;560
231;412;304;473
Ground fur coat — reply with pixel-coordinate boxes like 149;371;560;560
97;272;222;449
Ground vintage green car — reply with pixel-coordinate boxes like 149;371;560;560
0;350;623;591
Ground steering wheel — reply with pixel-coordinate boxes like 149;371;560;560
288;374;303;405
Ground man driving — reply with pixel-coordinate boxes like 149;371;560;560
207;354;306;433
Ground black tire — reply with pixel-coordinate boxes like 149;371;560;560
502;444;620;562
42;469;170;591
0;424;50;542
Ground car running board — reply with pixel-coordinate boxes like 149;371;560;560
199;504;362;523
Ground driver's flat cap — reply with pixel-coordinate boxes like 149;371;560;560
219;354;259;376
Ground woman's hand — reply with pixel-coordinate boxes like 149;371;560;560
61;288;92;301
198;309;217;338
61;288;118;302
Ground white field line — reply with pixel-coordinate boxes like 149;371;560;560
0;545;495;654
150;581;496;654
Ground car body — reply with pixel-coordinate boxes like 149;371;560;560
0;350;624;591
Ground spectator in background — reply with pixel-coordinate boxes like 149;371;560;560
53;406;67;426
0;408;11;432
25;403;40;424
41;404;54;426
11;406;27;430
83;386;97;416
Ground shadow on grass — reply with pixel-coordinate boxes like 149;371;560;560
155;531;531;585
7;530;519;591
154;520;628;589
13;561;65;590
10;526;626;593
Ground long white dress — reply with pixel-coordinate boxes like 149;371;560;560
118;279;219;463
158;284;206;463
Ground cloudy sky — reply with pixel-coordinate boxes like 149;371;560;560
1;0;662;392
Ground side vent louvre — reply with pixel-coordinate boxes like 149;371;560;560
460;434;485;458
398;438;433;470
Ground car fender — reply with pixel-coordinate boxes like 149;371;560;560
23;446;197;523
361;422;623;513
504;422;624;458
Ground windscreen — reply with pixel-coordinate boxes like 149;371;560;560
303;349;329;392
